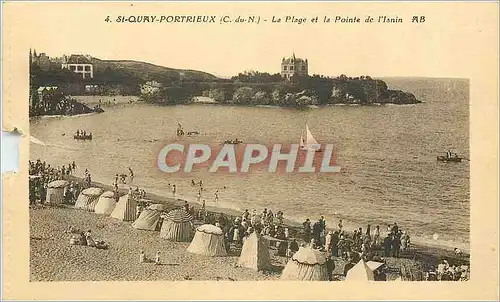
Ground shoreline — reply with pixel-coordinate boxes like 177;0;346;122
63;174;469;266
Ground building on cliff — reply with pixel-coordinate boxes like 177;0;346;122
61;54;94;79
29;49;52;70
281;53;308;80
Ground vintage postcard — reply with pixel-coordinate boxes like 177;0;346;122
1;1;498;300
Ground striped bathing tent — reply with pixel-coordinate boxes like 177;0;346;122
74;187;104;211
45;180;69;204
132;203;168;231
160;209;194;241
281;246;329;281
187;224;227;256
110;194;137;221
94;191;118;215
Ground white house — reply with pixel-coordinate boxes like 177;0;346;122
61;54;94;79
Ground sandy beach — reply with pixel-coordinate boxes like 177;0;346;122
29;173;469;282
30;206;285;281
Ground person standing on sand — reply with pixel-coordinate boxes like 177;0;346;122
172;184;177;197
302;218;311;243
184;201;189;212
373;225;381;246
139;250;146;263
338;219;343;231
155;251;161;265
214;190;219;202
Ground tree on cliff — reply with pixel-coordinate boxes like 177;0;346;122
232;87;255;104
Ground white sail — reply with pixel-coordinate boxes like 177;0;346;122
299;135;305;148
305;124;319;146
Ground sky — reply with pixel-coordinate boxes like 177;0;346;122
7;2;498;79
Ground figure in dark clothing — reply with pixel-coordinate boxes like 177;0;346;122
383;235;392;257
392;235;401;258
302;219;311;242
326;256;335;281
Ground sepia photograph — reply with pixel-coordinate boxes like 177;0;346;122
2;1;498;300
28;52;469;283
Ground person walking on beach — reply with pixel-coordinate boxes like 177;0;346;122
128;167;134;184
172;184;177;197
214;190;219;202
197;189;202;202
338;219;343;232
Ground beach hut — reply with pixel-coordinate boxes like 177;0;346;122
237;232;271;271
280;246;329;281
160;209;194;241
132;203;168;231
345;259;375;281
45;180;69;204
187;224;227;257
94;191;118;215
110;194;137;221
74;187;103;211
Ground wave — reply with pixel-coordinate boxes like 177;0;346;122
30;112;97;121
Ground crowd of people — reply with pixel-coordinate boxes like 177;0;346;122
425;260;470;281
29;159;82;205
300;218;412;262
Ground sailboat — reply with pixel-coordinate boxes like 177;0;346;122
300;124;322;152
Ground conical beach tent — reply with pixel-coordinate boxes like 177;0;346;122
237;232;271;271
345;259;375;281
281;246;329;281
46;180;69;204
160;209;194;241
94;191;118;215
187;224;227;256
110;194;137;221
132;203;168;231
74;187;103;211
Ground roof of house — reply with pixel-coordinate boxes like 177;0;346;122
282;53;307;64
67;54;92;64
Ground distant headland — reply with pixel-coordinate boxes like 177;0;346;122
29;50;420;116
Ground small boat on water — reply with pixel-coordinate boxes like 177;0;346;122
224;138;243;145
300;124;322;152
437;155;462;163
74;134;92;140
